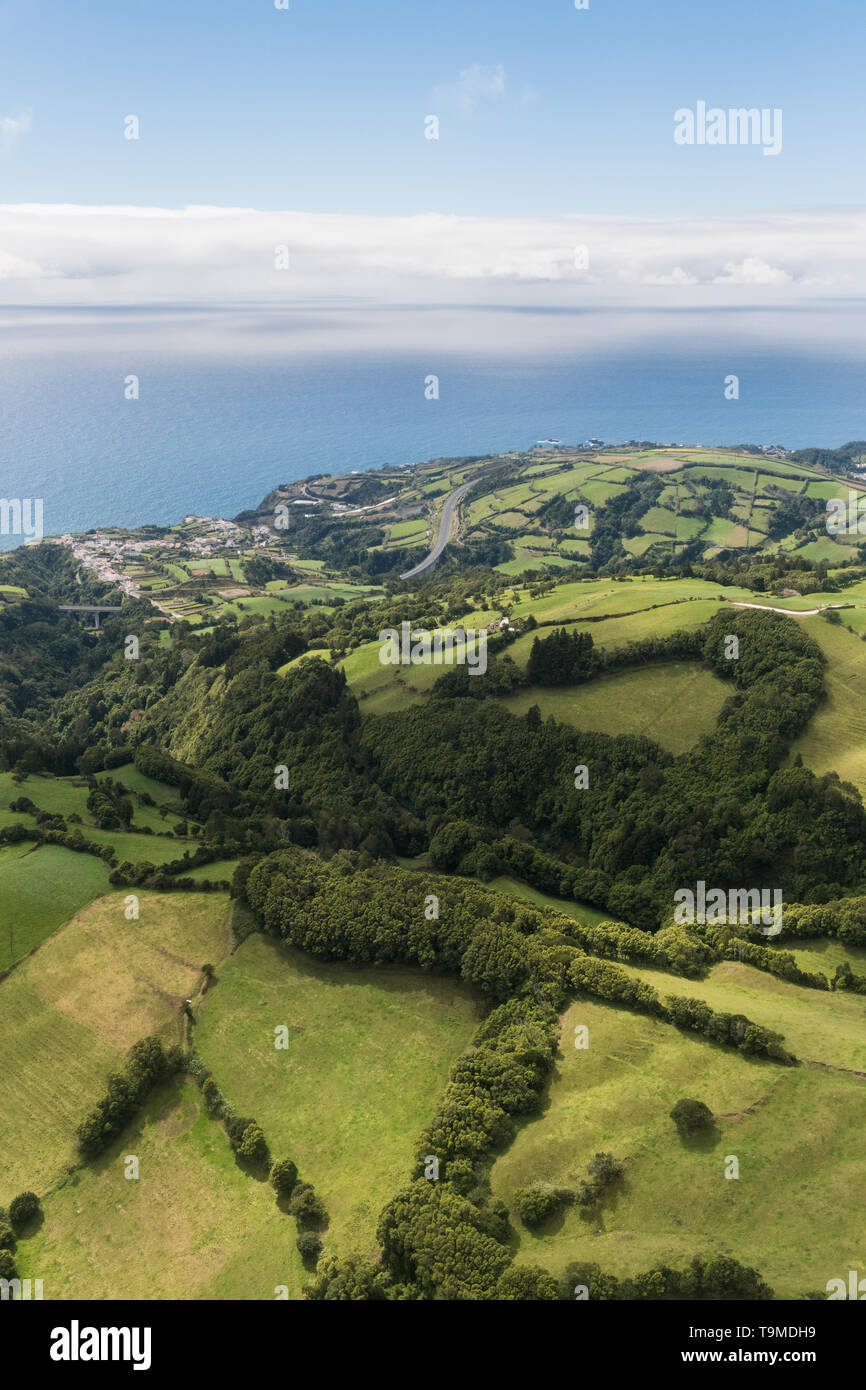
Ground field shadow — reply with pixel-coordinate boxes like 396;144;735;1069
232;1150;271;1183
676;1123;722;1153
14;1207;45;1239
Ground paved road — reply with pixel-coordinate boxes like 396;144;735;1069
399;478;479;581
730;600;848;617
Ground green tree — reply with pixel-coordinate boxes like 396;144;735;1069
238;1123;268;1163
670;1098;714;1136
9;1192;39;1230
289;1182;328;1227
296;1231;323;1262
496;1264;559;1300
513;1186;560;1228
269;1157;299;1196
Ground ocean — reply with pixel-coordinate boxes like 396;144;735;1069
1;303;865;548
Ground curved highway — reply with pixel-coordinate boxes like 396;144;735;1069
399;478;479;581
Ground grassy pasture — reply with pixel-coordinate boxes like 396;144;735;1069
790;616;866;798
614;957;866;1072
578;479;627;507
640;506;678;535
768;935;866;978
388;518;429;540
509;577;745;625
16;1076;308;1300
498;662;729;753
503;599;726;670
0;892;232;1197
796;537;857;563
0;769;188;841
624;534;666;556
484;875;610;927
492;998;866;1298
277;647;332;675
80;826;191;864
94;762;182;811
0;843;114;968
0;771;92;820
339;630;489;715
195;934;480;1266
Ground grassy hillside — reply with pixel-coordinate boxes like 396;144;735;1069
16;1076;308;1300
484;875;610;927
339;579;737;746
0;843;114;968
0;892;232;1197
492;998;866;1299
790;614;866;799
614;958;866;1072
194;934;480;1266
0;768;190;843
498;662;729;753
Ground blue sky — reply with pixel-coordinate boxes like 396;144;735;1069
1;0;863;216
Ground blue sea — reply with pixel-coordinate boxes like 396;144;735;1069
1;303;865;547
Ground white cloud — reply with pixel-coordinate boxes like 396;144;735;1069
0;203;864;307
0;110;31;152
711;257;792;285
434;63;506;117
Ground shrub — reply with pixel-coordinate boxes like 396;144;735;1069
670;1098;714;1136
269;1157;299;1196
513;1186;560;1228
289;1182;328;1227
0;1221;16;1252
444;1158;476;1195
224;1113;255;1150
76;1038;180;1158
9;1192;39;1230
201;1077;222;1112
586;1152;623;1187
296;1231;323;1262
0;1249;17;1281
495;1265;559;1300
237;1123;268;1163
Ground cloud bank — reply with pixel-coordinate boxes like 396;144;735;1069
0;203;865;307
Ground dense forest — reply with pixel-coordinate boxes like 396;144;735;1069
3;550;864;930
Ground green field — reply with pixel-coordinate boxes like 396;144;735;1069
0;893;233;1197
184;858;242;882
615;957;866;1071
195;933;480;1266
80;826;192;864
0;768;187;838
94;763;182;810
16;1075;308;1300
277;647;332;676
337;579;742;728
790;616;866;798
493;997;866;1298
0;843;114;968
498;662;729;753
484;875;610;927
